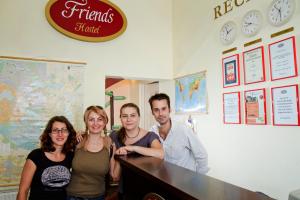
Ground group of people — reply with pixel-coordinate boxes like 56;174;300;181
17;93;208;200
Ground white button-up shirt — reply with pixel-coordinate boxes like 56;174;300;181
150;119;209;174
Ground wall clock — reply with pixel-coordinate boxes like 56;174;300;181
220;21;237;45
268;0;296;26
241;10;263;37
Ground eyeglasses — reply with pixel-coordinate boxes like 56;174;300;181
51;128;69;135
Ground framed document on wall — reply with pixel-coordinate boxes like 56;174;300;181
243;46;266;85
244;88;267;125
222;54;240;88
223;92;241;124
268;36;298;81
271;84;300;126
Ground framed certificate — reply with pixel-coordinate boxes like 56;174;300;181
271;84;300;126
268;36;298;81
244;88;266;125
243;46;266;85
223;92;241;124
222;54;240;88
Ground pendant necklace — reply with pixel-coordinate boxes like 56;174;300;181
126;127;140;139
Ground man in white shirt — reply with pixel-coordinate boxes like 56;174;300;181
149;93;209;174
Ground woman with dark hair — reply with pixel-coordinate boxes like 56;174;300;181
17;116;77;200
67;105;112;200
109;103;164;197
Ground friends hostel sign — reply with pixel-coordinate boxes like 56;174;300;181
45;0;127;42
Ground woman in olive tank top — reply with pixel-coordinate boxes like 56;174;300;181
67;106;112;200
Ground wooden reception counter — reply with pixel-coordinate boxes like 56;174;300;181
116;155;273;200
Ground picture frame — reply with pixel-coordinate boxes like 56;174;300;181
222;54;240;88
244;88;267;125
175;71;208;114
243;46;266;85
223;91;241;124
271;84;300;126
268;36;298;81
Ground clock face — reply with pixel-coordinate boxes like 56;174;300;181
241;10;263;37
220;21;237;45
268;0;295;26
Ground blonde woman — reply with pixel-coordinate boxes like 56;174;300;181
67;106;111;200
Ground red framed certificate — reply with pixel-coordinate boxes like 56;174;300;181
222;54;240;88
244;88;267;125
223;91;241;124
268;36;298;81
243;46;266;85
271;84;300;126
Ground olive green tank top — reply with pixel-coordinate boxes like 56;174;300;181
66;147;109;198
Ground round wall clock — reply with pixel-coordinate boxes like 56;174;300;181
268;0;296;26
241;10;263;37
220;21;237;45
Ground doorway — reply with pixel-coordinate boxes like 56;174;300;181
105;77;158;131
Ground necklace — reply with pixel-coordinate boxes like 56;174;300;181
126;127;140;139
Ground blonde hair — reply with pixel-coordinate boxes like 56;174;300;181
78;105;109;150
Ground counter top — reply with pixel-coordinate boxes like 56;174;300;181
116;155;273;200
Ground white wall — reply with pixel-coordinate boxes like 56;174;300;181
139;82;159;130
1;0;300;199
171;0;300;199
0;0;173;109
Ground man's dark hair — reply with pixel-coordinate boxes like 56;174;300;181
148;93;171;111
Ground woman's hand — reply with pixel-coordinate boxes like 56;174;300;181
123;145;135;152
115;146;132;155
76;130;84;143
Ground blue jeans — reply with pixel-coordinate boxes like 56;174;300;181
66;195;104;200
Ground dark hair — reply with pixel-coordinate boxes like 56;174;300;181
40;116;77;153
117;103;140;145
148;93;170;111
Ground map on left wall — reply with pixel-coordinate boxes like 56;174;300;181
0;58;84;187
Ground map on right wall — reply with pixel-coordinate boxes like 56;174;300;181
175;71;208;114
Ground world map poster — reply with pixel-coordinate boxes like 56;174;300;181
175;71;208;114
0;58;84;188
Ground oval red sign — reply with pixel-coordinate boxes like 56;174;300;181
45;0;127;42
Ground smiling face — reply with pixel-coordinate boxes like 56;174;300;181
49;121;69;148
151;99;171;126
120;106;140;131
87;111;106;134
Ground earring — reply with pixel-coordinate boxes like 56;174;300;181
101;130;106;136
